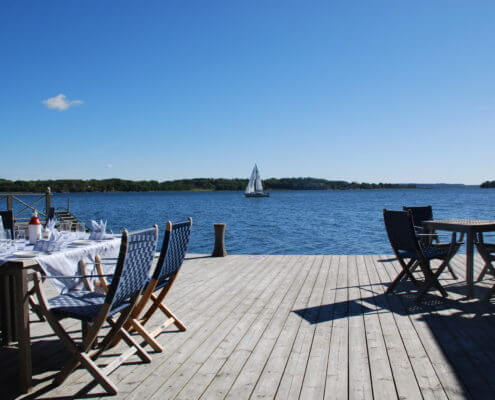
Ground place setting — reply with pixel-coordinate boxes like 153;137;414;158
0;215;119;262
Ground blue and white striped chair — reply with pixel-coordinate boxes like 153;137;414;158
104;218;192;352
32;226;158;394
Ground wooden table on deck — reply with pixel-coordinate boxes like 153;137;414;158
423;219;495;298
0;238;120;394
0;258;39;393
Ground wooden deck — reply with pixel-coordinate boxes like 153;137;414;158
4;253;495;400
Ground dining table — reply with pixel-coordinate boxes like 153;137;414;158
0;235;121;394
422;219;495;298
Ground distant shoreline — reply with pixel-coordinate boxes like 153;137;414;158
0;177;417;193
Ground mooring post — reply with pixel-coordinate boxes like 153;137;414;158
45;187;52;216
212;223;227;257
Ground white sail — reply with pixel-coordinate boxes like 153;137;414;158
245;164;269;197
254;165;263;191
245;165;257;193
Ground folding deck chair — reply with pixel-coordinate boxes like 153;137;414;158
476;233;495;282
383;209;461;298
97;218;192;352
31;226;158;394
403;205;462;279
474;233;495;301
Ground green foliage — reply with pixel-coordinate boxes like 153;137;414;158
481;181;495;188
0;178;415;193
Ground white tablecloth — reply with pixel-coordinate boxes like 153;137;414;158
0;237;121;292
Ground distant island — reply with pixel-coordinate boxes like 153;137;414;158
0;178;416;193
481;181;495;188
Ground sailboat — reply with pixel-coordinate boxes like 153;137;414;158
245;164;270;197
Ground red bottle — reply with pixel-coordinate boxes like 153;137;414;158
28;211;42;244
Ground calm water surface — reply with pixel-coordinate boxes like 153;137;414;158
38;189;495;254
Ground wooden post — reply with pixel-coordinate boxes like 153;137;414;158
45;187;52;217
212;223;227;257
6;195;13;211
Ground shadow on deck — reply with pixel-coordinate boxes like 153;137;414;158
3;254;495;400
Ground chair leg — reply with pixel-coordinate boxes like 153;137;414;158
115;322;152;362
477;262;495;281
131;319;163;352
446;263;458;280
386;259;417;294
78;353;119;395
29;295;45;322
151;295;187;331
418;259;449;298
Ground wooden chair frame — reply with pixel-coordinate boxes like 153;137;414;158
99;218;192;352
30;227;158;394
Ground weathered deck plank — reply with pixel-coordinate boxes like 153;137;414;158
3;253;495;400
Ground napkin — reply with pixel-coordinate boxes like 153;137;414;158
34;233;66;252
89;220;112;240
45;218;60;239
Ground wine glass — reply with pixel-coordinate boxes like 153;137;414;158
14;229;26;251
0;229;8;240
3;231;14;254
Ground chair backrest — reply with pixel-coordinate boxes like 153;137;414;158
106;226;159;310
0;210;14;237
152;218;192;284
402;206;433;227
383;209;420;254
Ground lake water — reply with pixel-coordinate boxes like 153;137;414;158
21;188;495;254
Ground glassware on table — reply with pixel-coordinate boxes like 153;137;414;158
58;221;71;232
0;242;7;256
0;230;9;240
1;231;15;254
14;229;26;251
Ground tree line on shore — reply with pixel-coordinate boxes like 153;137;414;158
481;181;495;188
0;178;416;193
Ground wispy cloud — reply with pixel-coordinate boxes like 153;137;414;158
42;94;84;111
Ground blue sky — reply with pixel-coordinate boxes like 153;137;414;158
1;1;494;184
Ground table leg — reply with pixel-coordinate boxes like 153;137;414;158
466;232;474;298
1;275;14;345
15;268;32;393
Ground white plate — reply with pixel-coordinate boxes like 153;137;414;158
71;240;93;246
13;251;40;258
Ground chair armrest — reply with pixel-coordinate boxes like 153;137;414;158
82;262;117;266
42;274;113;279
94;254;110;292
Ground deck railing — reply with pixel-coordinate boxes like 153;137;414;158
0;187;54;222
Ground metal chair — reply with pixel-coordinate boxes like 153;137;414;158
31;226;158;394
403;205;460;279
383;209;460;298
98;218;192;352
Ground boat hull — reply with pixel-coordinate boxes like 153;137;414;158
244;192;270;198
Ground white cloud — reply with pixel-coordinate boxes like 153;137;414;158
42;94;84;111
106;163;113;169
